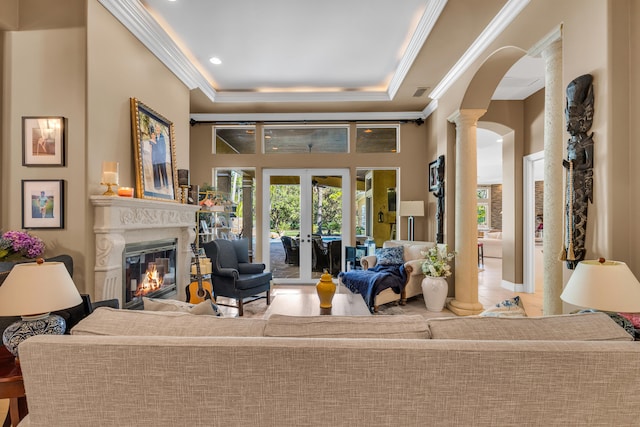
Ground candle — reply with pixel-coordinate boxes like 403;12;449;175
102;161;119;185
117;187;134;197
177;169;190;186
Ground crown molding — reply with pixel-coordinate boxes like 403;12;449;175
190;111;425;123
98;0;218;102
428;0;530;100
387;0;448;99
213;90;391;103
100;0;449;105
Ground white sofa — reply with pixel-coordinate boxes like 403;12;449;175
358;240;435;310
16;308;640;426
478;231;502;258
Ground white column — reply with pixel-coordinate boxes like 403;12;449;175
540;39;564;315
447;109;486;316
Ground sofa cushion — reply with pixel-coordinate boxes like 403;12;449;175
143;297;223;316
427;312;634;341
71;307;266;337
264;314;430;339
374;246;404;265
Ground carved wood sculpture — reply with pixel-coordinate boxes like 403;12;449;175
432;155;445;244
560;74;594;269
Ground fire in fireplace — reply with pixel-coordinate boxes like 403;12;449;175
123;239;177;309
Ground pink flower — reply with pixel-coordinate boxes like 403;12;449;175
0;230;45;260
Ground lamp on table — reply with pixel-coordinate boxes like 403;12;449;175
0;259;82;360
560;258;640;312
399;201;424;242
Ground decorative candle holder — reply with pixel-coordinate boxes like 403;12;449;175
101;161;119;197
101;182;117;196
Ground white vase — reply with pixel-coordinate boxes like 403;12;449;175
421;276;448;312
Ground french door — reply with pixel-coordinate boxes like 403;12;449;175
262;169;351;284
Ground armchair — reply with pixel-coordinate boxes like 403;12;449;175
280;236;299;265
203;239;272;316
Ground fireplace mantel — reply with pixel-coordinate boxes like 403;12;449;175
91;196;199;306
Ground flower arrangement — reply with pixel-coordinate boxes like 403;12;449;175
0;230;45;261
421;245;456;278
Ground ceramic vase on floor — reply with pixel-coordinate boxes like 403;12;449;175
421;276;448;311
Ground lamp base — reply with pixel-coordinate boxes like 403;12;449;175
2;313;66;358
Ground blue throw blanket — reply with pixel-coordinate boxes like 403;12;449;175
338;263;406;311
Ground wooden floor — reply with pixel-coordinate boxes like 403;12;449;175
269;245;544;317
478;246;543;316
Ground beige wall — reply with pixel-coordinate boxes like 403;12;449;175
1;1;190;298
630;0;640;272
190;122;429;259
430;0;640;287
2;27;87;285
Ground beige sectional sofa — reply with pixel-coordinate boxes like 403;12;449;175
17;308;640;426
357;240;435;309
478;231;502;258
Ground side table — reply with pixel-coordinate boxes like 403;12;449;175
0;346;27;427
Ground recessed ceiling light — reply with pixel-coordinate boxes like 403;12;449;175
209;57;222;65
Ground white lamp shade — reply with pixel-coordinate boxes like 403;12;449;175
399;201;424;217
560;260;640;312
0;261;82;316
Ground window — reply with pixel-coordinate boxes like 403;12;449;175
477;187;490;229
263;125;348;153
356;125;399;153
214;127;256;154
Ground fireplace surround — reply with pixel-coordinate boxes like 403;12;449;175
91;196;199;307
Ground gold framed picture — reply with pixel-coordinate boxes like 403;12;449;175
130;98;178;201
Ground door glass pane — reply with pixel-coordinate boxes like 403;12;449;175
311;175;343;279
269;176;301;280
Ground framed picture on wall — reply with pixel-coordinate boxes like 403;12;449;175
22;116;65;166
428;159;439;192
22;179;64;229
130;98;178;202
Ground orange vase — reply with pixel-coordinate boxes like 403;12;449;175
316;272;336;308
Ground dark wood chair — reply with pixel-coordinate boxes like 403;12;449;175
203;239;272;316
312;237;329;273
280;236;300;265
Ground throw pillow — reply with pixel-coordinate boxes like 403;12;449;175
143;297;223;316
479;296;527;317
375;246;404;265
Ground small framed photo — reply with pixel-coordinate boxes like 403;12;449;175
130;98;178;202
428;159;439;192
22;180;64;229
22;117;65;166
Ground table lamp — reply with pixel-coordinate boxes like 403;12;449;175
399;201;424;241
0;259;82;359
560;258;640;312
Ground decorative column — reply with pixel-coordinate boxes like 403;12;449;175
539;37;564;315
447;109;486;316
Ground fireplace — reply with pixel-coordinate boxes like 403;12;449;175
91;196;199;307
123;239;177;309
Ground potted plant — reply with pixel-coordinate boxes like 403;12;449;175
420;245;455;311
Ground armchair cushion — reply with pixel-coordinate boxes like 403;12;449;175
374;246;404;265
215;239;240;270
232;239;250;263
